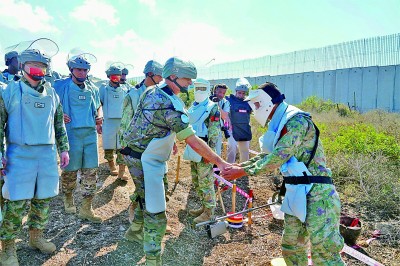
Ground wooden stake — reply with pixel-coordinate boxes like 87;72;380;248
175;155;181;183
248;189;253;225
231;183;236;213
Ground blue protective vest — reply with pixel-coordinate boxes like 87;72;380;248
54;78;98;129
2;81;60;200
227;95;252;141
54;78;99;171
261;102;314;222
100;84;127;149
183;99;216;162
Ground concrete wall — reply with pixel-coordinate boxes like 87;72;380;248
210;64;400;113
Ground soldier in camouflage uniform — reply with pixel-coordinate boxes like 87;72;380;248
54;51;103;223
0;44;70;266
0;51;20;84
119;60;163;221
222;82;345;265
99;65;128;180
184;78;221;223
121;57;228;266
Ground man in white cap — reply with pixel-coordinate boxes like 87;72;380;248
226;77;252;163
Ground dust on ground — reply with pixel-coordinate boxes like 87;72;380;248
12;140;399;265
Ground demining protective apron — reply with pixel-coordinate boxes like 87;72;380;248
261;102;313;222
142;87;184;213
2;81;59;201
57;79;98;171
101;85;126;149
128;83;147;113
183;99;215;162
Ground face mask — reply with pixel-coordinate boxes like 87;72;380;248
194;90;209;103
120;79;126;84
25;66;46;81
110;75;121;83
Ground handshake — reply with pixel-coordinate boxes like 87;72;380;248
216;162;247;181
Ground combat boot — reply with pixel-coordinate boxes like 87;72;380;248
0;239;19;266
118;165;129;181
63;192;76;214
193;208;213;224
145;255;162;266
78;197;102;223
188;206;204;217
124;221;143;243
29;228;56;254
108;160;118;176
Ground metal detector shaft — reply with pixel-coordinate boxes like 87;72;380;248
196;201;280;227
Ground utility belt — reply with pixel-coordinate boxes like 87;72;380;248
283;175;333;185
119;146;143;159
279;173;333;196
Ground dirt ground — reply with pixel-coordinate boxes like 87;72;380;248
11;140;399;266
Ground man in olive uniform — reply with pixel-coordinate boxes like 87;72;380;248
54;52;103;223
222;82;345;266
0;45;69;265
121;57;228;266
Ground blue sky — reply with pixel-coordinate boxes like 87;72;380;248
1;0;399;79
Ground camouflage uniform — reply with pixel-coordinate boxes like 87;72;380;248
0;78;69;240
119;83;169;207
190;105;220;210
54;78;101;198
241;114;345;265
122;85;194;258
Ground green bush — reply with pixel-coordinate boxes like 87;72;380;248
322;123;400;161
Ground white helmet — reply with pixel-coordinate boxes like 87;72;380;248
193;78;210;103
235;77;251;92
245;82;285;126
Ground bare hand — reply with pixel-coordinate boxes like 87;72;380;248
221;165;247;181
60;151;70;169
216;161;230;174
64;114;71;124
96;125;102;134
173;142;178;155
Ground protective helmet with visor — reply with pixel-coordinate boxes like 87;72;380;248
245;82;285;127
106;62;123;83
67;48;97;83
7;38;59;81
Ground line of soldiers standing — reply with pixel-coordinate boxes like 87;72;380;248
0;41;346;266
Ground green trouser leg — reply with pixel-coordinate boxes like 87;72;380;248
282;185;345;266
0;198;50;240
143;210;166;258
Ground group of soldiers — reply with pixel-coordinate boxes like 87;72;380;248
0;40;346;266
